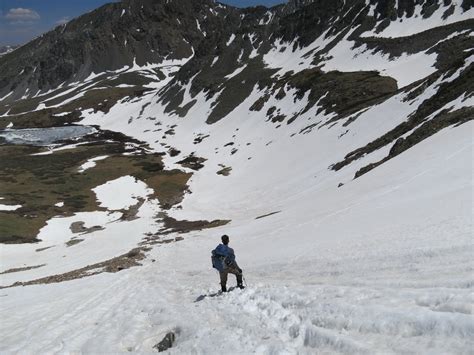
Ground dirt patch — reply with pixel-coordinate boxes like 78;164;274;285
1;247;149;289
35;246;54;252
65;238;84;247
158;216;230;235
70;221;105;234
119;198;145;222
141;235;185;246
256;211;281;220
145;171;192;209
140;215;230;246
217;166;232;176
0;264;46;275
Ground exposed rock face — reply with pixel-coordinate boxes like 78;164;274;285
0;0;231;100
0;0;472;102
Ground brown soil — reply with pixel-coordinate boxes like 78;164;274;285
217;166;232;176
0;264;46;275
35;246;54;252
256;211;282;220
65;238;85;247
159;216;230;235
70;221;105;234
1;247;149;289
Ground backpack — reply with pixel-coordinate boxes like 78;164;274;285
211;250;225;272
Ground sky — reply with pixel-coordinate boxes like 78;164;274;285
0;0;286;46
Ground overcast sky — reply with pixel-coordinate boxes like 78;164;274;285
0;0;285;46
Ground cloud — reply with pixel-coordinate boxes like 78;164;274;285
55;17;71;26
5;8;41;24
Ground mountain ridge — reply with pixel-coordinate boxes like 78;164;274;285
0;0;471;182
0;0;472;102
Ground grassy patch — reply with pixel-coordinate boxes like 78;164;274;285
0;137;191;243
145;172;192;209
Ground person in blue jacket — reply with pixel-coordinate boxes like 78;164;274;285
212;235;244;292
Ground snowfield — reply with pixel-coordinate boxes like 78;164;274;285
1;3;473;354
0;115;472;353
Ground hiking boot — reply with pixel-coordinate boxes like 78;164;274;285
237;284;245;290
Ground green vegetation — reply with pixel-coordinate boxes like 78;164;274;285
0;139;190;244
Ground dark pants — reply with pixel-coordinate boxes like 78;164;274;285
220;267;243;290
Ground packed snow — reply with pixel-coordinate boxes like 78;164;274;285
92;176;153;210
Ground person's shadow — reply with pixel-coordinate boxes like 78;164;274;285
194;287;236;302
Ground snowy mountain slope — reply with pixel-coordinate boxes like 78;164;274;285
1;122;472;353
0;0;473;353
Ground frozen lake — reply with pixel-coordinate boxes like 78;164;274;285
0;126;96;146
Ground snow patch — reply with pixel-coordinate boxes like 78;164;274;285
263;30;334;76
321;31;437;87
226;34;236;46
225;65;247;80
78;155;109;173
92;176;153;210
0;204;22;211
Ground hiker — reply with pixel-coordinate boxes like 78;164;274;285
211;235;244;292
